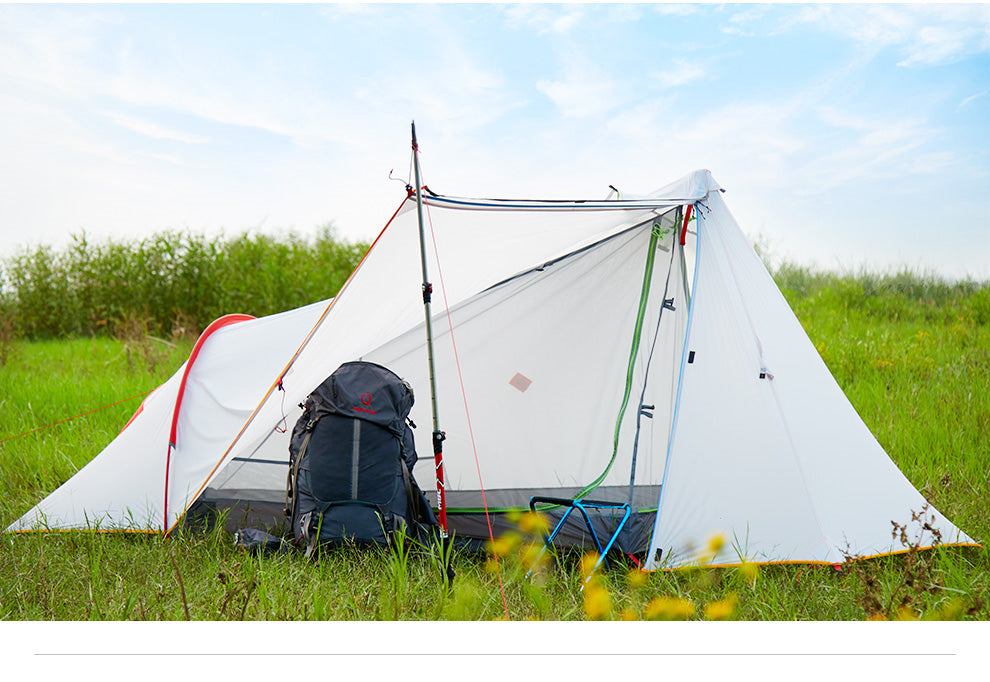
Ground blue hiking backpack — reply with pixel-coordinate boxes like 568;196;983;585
285;361;438;556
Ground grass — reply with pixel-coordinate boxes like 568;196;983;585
0;265;987;621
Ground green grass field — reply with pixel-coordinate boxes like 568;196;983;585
1;266;987;621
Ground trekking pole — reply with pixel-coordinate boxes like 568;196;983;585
411;121;455;582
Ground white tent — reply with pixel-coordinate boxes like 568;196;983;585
7;169;976;569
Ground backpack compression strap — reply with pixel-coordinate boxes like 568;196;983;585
286;430;314;519
399;458;423;525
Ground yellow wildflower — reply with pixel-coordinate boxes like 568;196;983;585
583;582;612;620
644;595;696;620
704;592;739;620
620;608;639;621
626;568;648;589
488;531;521;558
670;598;697;620
738;561;759;585
931;598;965;620
520;541;550;572
698;532;727;564
706;532;726;555
579;552;601;579
517;510;550;536
894;605;918;621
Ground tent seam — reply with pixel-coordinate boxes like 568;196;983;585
650;201;702;568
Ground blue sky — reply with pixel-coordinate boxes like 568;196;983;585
1;3;988;278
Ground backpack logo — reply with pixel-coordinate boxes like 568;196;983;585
353;393;377;415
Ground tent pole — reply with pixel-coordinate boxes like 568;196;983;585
410;121;449;541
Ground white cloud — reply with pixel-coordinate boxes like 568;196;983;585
652;4;701;18
897;22;988;67
606;4;642;24
717;4;990;67
718;5;776;37
605;99;673;138
958;90;989;110
777;4;990;66
652;58;705;89
139;151;193;167
318;4;378;20
0;3;985;278
0;91;130;165
790;105;942;192
501;4;585;35
107;112;211;144
536;65;621;119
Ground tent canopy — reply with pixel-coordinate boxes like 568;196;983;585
8;170;976;569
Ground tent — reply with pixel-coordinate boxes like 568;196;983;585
7;169;977;569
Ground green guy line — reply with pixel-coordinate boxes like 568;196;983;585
575;222;662;500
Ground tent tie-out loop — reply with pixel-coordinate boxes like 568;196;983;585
273;379;289;434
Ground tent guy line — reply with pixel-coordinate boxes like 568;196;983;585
0;390;153;445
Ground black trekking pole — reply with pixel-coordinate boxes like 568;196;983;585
411;121;455;584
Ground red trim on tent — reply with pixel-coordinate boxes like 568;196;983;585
679;204;693;246
163;313;255;533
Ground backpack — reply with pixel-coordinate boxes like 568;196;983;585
285;361;438;557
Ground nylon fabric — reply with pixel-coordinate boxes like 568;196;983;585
8;299;331;532
646;191;974;569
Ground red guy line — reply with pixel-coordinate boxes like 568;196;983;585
422;180;511;620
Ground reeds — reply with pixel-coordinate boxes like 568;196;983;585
0;227;368;340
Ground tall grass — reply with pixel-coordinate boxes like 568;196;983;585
0;227;368;340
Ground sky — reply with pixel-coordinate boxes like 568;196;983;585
1;2;988;279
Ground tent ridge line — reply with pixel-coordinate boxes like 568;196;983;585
481;218;656;295
422;194;694;212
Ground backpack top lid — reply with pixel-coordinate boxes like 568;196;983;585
306;361;414;438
